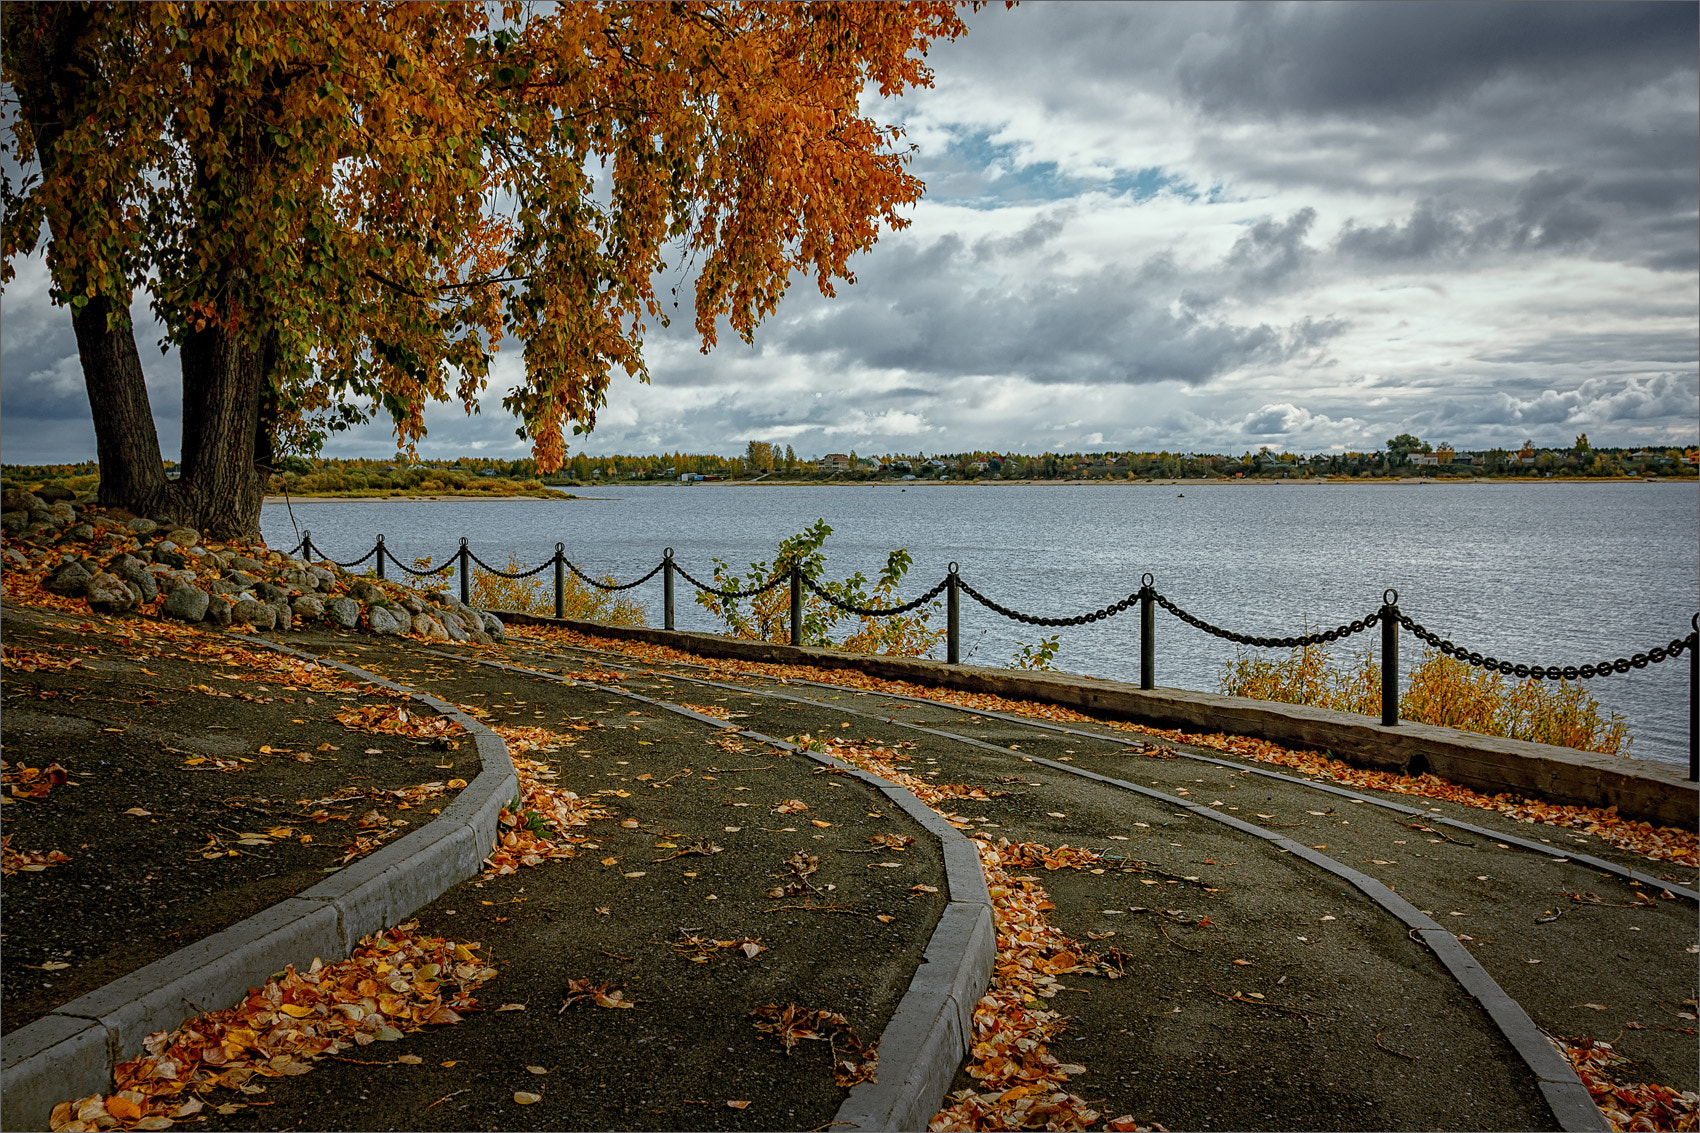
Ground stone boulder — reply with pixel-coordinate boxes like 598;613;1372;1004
231;599;276;630
36;485;76;504
1;511;28;535
126;517;158;535
163;585;211;623
112;559;159;603
205;597;233;628
349;579;384;604
230;554;268;574
44;501;76;526
292;595;326;620
165;527;200;549
398;592;425;615
254;580;288;605
43;560;94;597
86;572;139;613
368;605;407;635
325;596;361;628
411;613;451;641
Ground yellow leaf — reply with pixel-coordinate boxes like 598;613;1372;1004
124;807;151;816
280;1004;315;1018
496;1003;526;1012
623;871;646;878
397;1054;424;1064
514;1091;542;1105
447;778;467;789
726;1100;751;1109
526;1065;549;1075
811;820;832;828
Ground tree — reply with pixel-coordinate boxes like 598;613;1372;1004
1574;433;1592;455
4;2;975;538
1385;433;1427;466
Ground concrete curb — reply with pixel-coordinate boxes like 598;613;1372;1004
441;648;996;1133
0;640;517;1132
495;613;1697;830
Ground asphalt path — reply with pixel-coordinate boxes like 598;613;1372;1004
494;636;1699;1132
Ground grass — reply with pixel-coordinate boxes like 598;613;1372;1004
1220;644;1631;756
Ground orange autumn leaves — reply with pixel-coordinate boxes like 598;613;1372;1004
1551;1034;1699;1133
483;723;613;875
49;923;496;1133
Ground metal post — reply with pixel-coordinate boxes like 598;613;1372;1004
375;534;386;580
301;530;313;561
458;537;470;605
789;561;803;647
663;548;676;631
554;543;566;620
1689;614;1697;782
947;564;960;664
1380;589;1400;727
1140;573;1155;690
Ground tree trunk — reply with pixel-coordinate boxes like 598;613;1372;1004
178;319;266;542
71;294;178;517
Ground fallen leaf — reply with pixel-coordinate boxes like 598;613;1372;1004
123;807;152;817
1580;1004;1608;1011
526;1065;549;1075
811;819;833;828
623;871;646;878
397;1055;423;1064
726;1100;751;1110
621;819;640;828
40;961;71;971
1233;959;1252;966
876;914;894;923
496;1003;526;1012
514;1091;542;1105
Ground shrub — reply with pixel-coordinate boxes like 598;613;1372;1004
694;520;945;658
1220;645;1630;756
1011;635;1061;671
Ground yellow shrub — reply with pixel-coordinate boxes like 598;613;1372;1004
1220;645;1630;756
467;556;646;626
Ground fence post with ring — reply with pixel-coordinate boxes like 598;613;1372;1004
299;530;313;562
789;560;803;647
1139;573;1155;690
1689;613;1697;782
554;543;566;620
458;538;471;605
1380;588;1400;726
375;534;386;580
947;563;961;664
663;548;676;631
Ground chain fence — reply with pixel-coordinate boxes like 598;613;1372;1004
286;529;1698;776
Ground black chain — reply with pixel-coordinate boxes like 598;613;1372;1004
383;546;458;577
672;561;793;600
467;550;555;580
956;578;1143;628
564;559;666;592
1152;591;1379;648
291;540;378;569
798;572;950;617
1397;612;1696;681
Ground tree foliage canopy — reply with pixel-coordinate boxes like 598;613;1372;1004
2;1;974;533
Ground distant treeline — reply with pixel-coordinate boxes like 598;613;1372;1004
4;433;1694;496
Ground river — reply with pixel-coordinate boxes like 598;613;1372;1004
261;480;1698;769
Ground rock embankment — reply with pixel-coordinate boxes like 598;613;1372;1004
1;488;504;643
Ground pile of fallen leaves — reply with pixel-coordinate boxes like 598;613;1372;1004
1;642;86;672
928;837;1131;1132
749;1003;879;1087
1;759;77;876
483;724;613;875
334;703;462;741
1549;1034;1699;1132
49;922;496;1132
1;832;72;877
777;733;1138;1130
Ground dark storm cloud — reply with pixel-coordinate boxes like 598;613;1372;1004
760;228;1347;389
1175;2;1696;119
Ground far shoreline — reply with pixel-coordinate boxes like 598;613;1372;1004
262;475;1692;505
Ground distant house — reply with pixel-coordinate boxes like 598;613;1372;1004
1410;453;1441;466
818;454;850;472
678;473;704;482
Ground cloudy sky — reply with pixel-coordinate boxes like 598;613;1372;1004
3;1;1696;465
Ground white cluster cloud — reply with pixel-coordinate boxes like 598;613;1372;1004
3;2;1695;464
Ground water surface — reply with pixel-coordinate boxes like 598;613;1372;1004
263;481;1698;768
